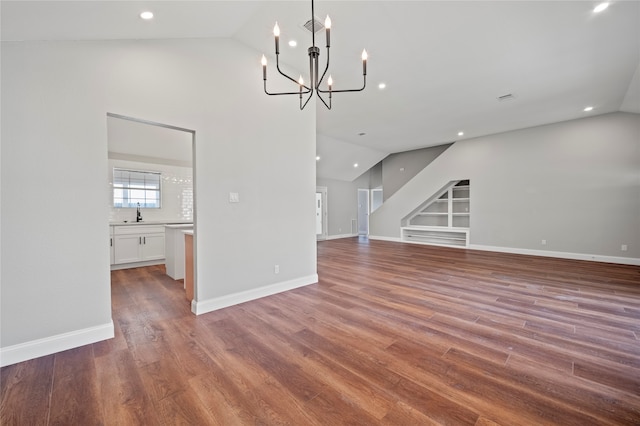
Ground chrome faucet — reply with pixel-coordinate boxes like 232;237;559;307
136;203;143;222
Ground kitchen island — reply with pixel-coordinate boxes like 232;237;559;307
184;230;194;302
164;224;194;279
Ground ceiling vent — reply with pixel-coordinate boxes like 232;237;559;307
303;18;324;33
497;93;516;102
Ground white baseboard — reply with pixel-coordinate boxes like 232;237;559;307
368;236;639;266
469;244;640;266
0;321;114;367
326;233;358;240
368;235;402;243
192;274;319;315
110;259;164;270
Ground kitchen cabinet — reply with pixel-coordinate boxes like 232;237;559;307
113;225;165;265
142;233;165;260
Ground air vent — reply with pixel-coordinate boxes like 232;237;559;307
497;93;516;102
303;18;324;33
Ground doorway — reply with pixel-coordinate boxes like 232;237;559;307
106;112;197;301
357;188;369;236
316;186;328;240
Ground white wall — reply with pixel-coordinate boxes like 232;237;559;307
108;158;193;223
371;112;640;263
1;38;317;365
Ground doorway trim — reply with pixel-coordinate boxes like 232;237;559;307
107;112;195;134
316;186;328;240
106;112;198;302
357;188;370;236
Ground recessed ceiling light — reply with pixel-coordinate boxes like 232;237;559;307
584;106;594;112
353;163;359;168
458;131;464;136
140;11;154;20
378;83;386;90
288;40;297;47
593;2;609;13
316;155;320;161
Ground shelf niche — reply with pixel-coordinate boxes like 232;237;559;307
401;179;470;247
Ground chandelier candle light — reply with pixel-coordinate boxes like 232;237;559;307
261;0;367;110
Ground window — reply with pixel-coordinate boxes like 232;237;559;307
113;168;161;208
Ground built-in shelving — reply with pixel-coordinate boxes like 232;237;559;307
401;226;469;248
401;180;470;247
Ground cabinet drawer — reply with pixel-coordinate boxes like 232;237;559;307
114;225;165;235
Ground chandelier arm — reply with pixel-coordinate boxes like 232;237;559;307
276;54;311;90
264;77;311;95
315;90;332;109
300;90;314;110
317;75;366;94
265;88;312;96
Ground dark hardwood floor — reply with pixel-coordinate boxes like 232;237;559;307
2;237;640;425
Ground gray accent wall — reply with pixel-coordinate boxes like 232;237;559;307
369;162;383;189
318;172;371;237
382;144;452;200
370;112;640;260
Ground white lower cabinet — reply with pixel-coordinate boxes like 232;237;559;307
142;233;166;261
113;225;165;265
113;234;144;264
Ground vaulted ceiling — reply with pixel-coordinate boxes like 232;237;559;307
3;1;639;181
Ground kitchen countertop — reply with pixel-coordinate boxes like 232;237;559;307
165;224;194;229
110;220;193;226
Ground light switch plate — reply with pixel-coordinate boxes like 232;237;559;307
229;192;240;203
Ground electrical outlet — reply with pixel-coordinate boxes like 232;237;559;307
621;244;628;251
541;239;547;245
274;264;279;274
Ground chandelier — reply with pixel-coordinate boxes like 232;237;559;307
261;0;367;110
